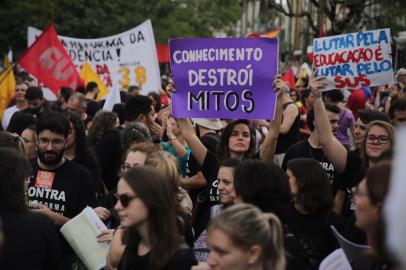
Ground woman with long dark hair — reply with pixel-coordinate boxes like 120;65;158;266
113;166;196;270
178;118;257;237
234;159;309;269
177;76;286;238
0;147;61;269
64;111;104;196
286;158;342;269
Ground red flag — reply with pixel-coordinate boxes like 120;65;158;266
246;33;261;38
282;68;296;89
19;24;83;93
319;23;325;38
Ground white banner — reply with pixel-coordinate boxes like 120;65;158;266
312;28;395;90
28;20;161;94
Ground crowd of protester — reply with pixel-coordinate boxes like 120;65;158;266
0;64;405;270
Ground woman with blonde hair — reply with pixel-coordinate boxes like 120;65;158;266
121;142;156;170
145;151;193;215
192;203;285;270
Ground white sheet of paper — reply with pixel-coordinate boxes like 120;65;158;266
319;248;352;270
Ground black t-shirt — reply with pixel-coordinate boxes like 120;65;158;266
184;132;220;179
94;128;123;191
286;205;343;269
27;159;96;218
86;99;101;117
73;150;104;197
339;151;364;219
27;159;97;265
0;210;61;270
276;102;301;154
118;240;197;270
340;151;367;245
184;132;220;204
202;151;221;213
21;102;52;119
192;150;220;238
283;224;311;270
282;139;341;193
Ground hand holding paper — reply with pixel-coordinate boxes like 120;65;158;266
60;207;110;270
309;76;328;98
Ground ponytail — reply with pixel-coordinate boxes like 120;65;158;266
262;213;286;270
209;203;286;270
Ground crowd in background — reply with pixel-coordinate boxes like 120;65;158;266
0;63;405;270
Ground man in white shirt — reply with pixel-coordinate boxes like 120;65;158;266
2;80;28;130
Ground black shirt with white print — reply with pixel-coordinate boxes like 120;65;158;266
27;159;96;264
27;159;96;218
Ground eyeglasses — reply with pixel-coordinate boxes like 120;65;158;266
38;137;65;147
366;135;390;144
115;193;137;207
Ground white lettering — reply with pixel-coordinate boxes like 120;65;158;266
50;189;58;200
173;51;181;64
188;70;199;86
173;48;263;63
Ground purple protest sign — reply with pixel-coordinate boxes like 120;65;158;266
169;38;278;119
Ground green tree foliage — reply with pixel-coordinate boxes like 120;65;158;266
0;0;241;57
267;0;406;36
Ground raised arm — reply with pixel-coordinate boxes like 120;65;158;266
310;77;348;173
177;118;208;166
280;103;299;134
166;118;188;158
261;76;285;161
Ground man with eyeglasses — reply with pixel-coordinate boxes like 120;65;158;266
1;79;28;130
26;111;96;269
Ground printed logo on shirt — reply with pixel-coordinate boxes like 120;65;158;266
350;202;356;211
35;170;55;189
210;179;220;202
319;161;335;184
27;187;66;215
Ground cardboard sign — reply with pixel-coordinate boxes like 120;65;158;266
28;20;161;94
313;28;394;90
169;38;278;119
